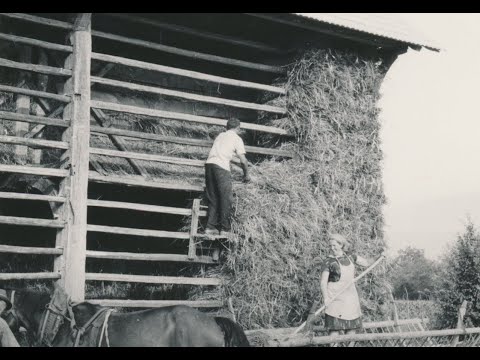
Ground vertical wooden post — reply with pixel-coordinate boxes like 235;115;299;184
188;199;201;260
14;46;32;162
451;300;468;346
54;13;92;302
32;49;49;164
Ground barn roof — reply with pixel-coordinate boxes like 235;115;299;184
292;13;441;51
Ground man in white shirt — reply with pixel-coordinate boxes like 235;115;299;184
205;118;250;236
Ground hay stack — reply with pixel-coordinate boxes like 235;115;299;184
189;48;390;330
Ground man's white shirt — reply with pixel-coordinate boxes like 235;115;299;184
206;130;246;171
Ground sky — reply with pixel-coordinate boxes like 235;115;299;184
379;14;480;260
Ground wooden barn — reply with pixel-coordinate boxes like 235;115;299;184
0;13;438;317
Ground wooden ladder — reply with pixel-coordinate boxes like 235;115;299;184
187;198;228;262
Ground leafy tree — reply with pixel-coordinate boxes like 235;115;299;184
389;246;440;300
435;221;480;328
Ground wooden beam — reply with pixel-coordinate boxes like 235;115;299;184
0;244;63;255
14;46;32;160
89;147;205;167
0;135;69;150
0;57;72;77
0;84;70;103
0;215;65;228
90;52;285;94
0;164;69;177
91;76;286;114
0;13;73;30
106;14;284;55
0;191;65;203
86;250;215;264
87;199;206;217
0;272;61;280
188;199;201;260
88;172;204;192
24;106;66;138
91;100;289;136
91;108;149;177
85;273;222;286
0;32;72;52
91;30;284;75
87;299;224;308
90;125;293;158
87;224;190;240
54;13;92;303
0;110;70;128
32;49;49;164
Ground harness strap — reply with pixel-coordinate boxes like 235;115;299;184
98;309;115;347
38;307;51;345
73;308;110;347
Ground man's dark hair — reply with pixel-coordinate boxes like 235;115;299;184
226;118;241;130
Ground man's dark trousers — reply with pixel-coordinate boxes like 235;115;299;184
205;163;233;232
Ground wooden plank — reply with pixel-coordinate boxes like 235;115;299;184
0;191;65;203
90;125;293;158
87;199;206;217
55;13;92;303
0;32;72;52
0;135;69;150
85;273;222;286
91;108;149;177
89;147;205;167
188;199;201;260
0;244;63;255
0;13;73;29
0;215;65;228
91;30;285;75
85;250;215;264
91;100;289;136
0;272;61;280
90;52;285;94
0;84;70;103
87;299;224;308
0;164;69;177
24;106;66;139
88;172;204;192
87;224;190;240
0;110;70;128
91;76;286;114
0;57;72;77
106;14;284;54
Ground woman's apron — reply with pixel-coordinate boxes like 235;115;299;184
325;256;362;320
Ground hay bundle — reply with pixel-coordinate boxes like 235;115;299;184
190;48;390;330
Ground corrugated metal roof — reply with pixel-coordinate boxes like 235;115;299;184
292;13;441;51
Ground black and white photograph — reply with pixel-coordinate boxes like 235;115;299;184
0;12;479;348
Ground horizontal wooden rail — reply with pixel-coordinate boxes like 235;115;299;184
0;272;61;280
89;147;205;167
88;172;204;192
85;273;222;286
0;135;69;150
91;30;285;74
90;125;293;158
0;164;69;178
107;14;284;54
86;250;214;264
0;32;72;52
90;76;286;114
91;52;285;94
87;299;224;308
87;199;206;217
0;191;65;203
0;244;63;255
0;84;71;102
0;13;73;30
87;224;190;240
0;110;70;128
0;215;65;228
91;100;289;136
0;57;72;77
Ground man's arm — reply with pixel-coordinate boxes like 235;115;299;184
237;154;251;182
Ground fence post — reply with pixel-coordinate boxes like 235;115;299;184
451;300;468;346
54;13;92;302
